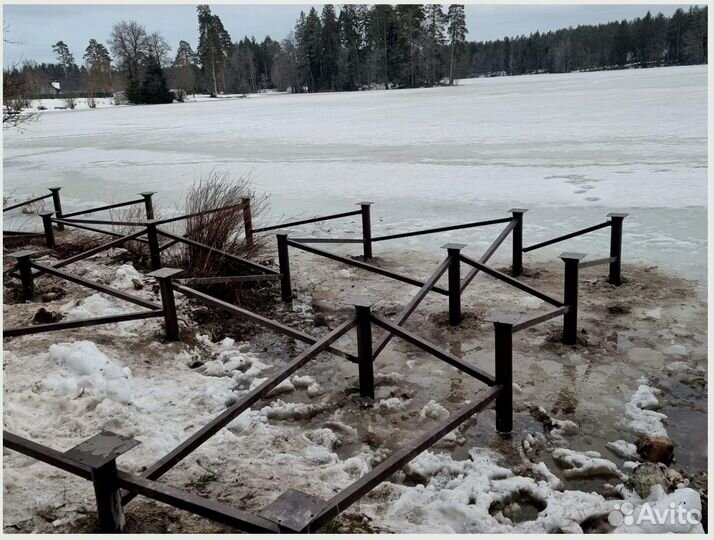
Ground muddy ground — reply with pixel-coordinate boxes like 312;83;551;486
2;242;707;533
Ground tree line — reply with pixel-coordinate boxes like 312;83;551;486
4;4;708;107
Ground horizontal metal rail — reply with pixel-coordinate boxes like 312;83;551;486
173;284;357;363
30;261;161;311
3;431;92;480
253;209;362;233
4;310;163;338
51;218;145;241
373;257;451;359
53;229;148;269
371;217;512;242
152;202;246;226
459;254;563;307
175;274;282;286
3;230;45;236
117;472;280;533
289;238;363;244
2;431;280;533
522;221;611;253
158;238;180;252
371;314;496;386
157;229;278;276
3;193;52;213
461;219;517;292
55;217;145;227
579;256;617;269
287;240;449;296
125;317;356;504
61;198;145;218
308;385;501;531
511;306;569;333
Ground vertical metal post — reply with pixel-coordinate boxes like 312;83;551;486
39;212;55;248
607;213;628;286
12;250;37;300
276;231;292;301
560;252;586;345
442;243;466;325
509;208;528;277
242;197;254;248
139;192;155;220
353;296;374;399
148;268;183;341
64;432;140;533
488;313;518;434
359;202;374;261
48;187;64;230
145;221;161;270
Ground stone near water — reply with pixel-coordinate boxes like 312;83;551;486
636;435;675;465
626;462;670;498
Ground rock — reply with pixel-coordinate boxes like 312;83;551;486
636;435;675;465
32;307;61;324
132;278;144;290
626;462;670;498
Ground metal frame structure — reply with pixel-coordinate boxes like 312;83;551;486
3;192;630;533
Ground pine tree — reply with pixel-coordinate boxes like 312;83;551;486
173;40;198;95
320;5;340;90
52;41;75;76
446;5;467;84
197;5;232;96
84;39;113;92
138;55;173;104
424;5;447;85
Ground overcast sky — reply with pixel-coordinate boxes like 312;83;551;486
3;4;687;66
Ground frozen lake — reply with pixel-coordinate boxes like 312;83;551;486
3;65;707;282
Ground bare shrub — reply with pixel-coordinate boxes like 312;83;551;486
113;91;128;105
165;171;270;283
174;89;187;102
108;201;158;261
87;97;97;109
63;96;76;109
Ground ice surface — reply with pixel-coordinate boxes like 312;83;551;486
4;66;707;282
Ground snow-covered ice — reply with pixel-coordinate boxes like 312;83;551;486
3;66;707;282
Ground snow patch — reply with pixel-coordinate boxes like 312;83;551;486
44;341;132;404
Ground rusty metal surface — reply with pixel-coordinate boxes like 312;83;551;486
157;228;277;275
460;254;563;307
3;430;93;480
61;198;145;218
371;314;496;386
460;219;517;292
258;489;327;532
30;261;161;310
174;284;357;363
371;217;511;242
254;209;362;233
3;310;163;338
64;431;140;469
287;239;449;295
522;221;610;253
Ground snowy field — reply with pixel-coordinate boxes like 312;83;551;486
3;65;707;283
